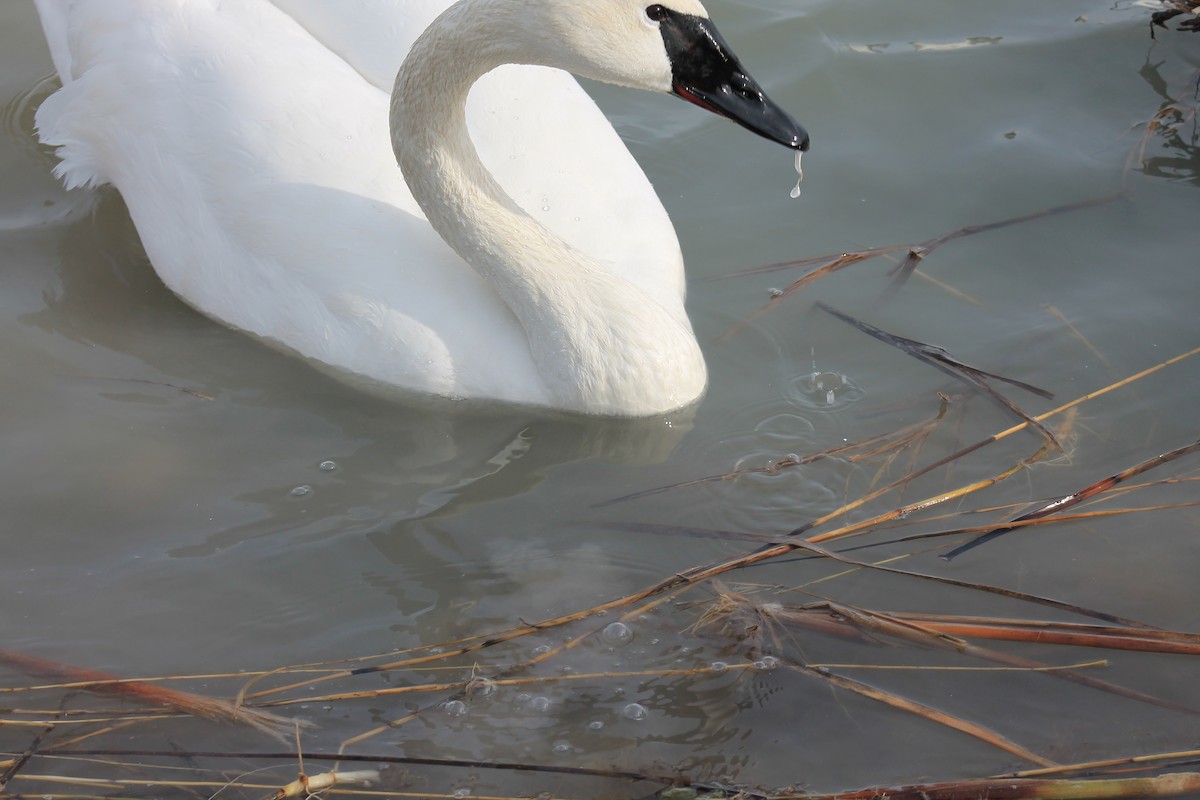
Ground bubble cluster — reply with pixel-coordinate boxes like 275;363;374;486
601;621;633;646
755;656;780;671
621;702;648;721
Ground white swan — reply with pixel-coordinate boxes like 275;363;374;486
33;0;807;416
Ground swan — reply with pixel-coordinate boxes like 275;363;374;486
32;0;808;416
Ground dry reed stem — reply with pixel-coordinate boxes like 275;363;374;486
775;771;1200;800
854;502;1200;550
596;394;954;507
913;267;985;306
796;340;1200;536
802;437;1060;543
815;302;1060;448
614;520;1153;627
269;769;380;800
943;436;1200;557
783;662;1058;768
631;502;1200;554
760;601;1197;713
715;193;1120;340
1043;304;1112;368
0;649;299;742
888;613;1200;654
7;748;673;792
256;664;754;707
1008;747;1200;779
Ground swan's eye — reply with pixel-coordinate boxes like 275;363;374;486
645;4;669;22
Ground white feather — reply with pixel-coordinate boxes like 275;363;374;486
33;0;710;415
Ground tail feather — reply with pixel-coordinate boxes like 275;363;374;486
33;0;76;83
32;0;110;189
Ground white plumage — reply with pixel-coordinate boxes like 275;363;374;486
33;0;794;415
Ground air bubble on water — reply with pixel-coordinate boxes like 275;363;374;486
443;700;468;717
758;656;780;671
769;287;783;298
710;661;729;673
587;720;605;731
622;703;649;721
601;621;633;646
790;150;804;199
289;485;312;497
319;460;338;471
532;644;551;656
529;695;553;713
553;740;572;754
467;677;496;697
451;789;471;799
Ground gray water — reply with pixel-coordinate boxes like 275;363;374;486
2;0;1199;796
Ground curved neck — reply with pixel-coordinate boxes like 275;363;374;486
390;0;705;414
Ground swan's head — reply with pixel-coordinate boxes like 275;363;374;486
540;0;809;151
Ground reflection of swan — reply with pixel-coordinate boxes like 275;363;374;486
33;0;807;416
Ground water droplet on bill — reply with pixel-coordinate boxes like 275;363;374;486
790;150;804;198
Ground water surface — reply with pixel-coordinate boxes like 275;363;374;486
2;1;1199;796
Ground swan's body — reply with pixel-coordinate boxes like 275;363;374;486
33;0;807;415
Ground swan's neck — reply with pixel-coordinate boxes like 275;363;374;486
390;0;705;415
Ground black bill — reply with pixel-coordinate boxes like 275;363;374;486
655;8;810;151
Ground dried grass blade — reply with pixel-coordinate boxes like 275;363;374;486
862;503;1200;551
0;648;299;742
816;302;1059;448
799;604;1198;714
794;344;1200;538
943;437;1200;558
885;192;1123;291
717;251;888;341
892;613;1200;655
610;522;1150;627
0;725;51;791
777;772;1200;800
595;396;951;508
707;244;904;282
787;662;1058;768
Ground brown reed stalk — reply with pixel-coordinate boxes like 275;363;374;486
774;771;1200;799
715;193;1120;339
0;648;298;742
